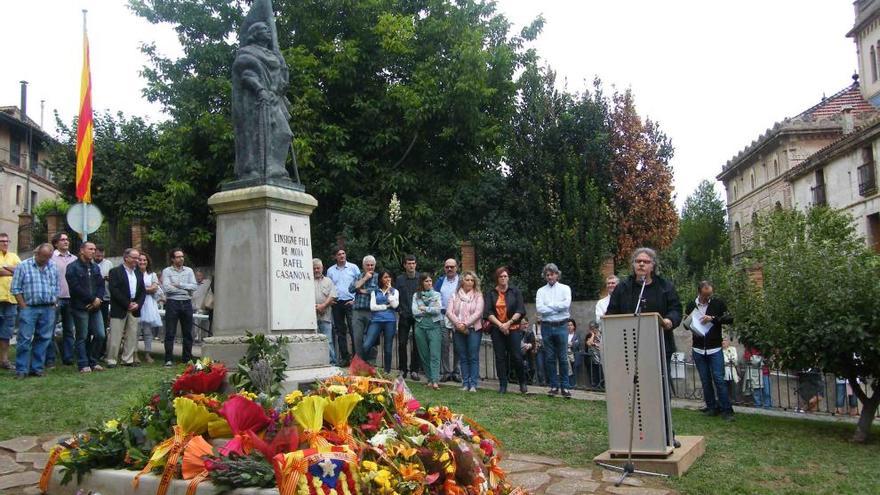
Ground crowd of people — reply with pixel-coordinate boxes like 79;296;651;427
0;232;213;379
317;246;612;398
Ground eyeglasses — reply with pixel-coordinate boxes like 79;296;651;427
0;240;8;243
634;259;653;265
444;266;455;269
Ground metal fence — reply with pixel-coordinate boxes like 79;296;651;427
358;333;876;418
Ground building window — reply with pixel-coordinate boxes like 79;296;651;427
773;159;779;177
872;45;879;82
858;146;877;196
9;138;21;166
15;185;22;206
733;222;742;254
812;169;827;206
868;213;880;253
733;183;738;201
750;171;756;189
775;201;782;211
30;191;37;210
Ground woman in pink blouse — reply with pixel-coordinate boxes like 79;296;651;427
446;271;485;392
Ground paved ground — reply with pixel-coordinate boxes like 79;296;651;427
0;432;673;495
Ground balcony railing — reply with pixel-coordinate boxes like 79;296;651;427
858;162;877;196
0;146;53;181
811;183;827;206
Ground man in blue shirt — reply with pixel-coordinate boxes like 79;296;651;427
326;247;359;365
536;262;572;398
10;243;59;378
349;255;378;362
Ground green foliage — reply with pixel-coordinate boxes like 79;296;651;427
207;452;277;489
726;207;880;441
676;180;730;279
228;332;290;399
33;198;70;219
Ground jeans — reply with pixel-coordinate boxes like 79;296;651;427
414;318;442;383
164;299;194;363
453;329;481;389
693;350;732;412
352;309;376;361
752;375;772;408
440;325;460;378
331;302;353;362
836;381;858;409
16;305;55;374
72;308;106;369
0;302;16;341
46;298;75;365
490;328;525;390
535;346;547;385
542;322;570;390
363;320;396;372
317;320;336;365
397;315;420;373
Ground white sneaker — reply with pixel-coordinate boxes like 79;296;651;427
469;387;477;393
461;386;469;392
164;361;174;367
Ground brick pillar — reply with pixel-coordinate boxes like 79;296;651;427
17;213;33;252
131;219;147;250
45;213;65;243
746;264;764;288
460;241;475;273
599;254;615;297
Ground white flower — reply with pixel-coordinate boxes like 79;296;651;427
388;193;402;226
367;428;398;448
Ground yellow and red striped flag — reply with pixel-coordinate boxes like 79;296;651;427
75;12;94;204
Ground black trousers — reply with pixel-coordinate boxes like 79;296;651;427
164;299;194;363
397;315;421;373
490;327;525;388
331;302;353;362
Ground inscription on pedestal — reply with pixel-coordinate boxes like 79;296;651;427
269;211;317;331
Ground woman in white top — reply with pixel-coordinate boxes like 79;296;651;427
137;253;163;363
362;270;399;372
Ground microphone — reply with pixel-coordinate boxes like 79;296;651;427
634;275;648;316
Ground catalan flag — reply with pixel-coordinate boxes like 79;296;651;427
75;12;94;204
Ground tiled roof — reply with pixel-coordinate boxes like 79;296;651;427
793;83;875;120
717;81;878;180
0;105;41;129
786;113;880;180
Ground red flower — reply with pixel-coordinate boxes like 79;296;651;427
172;362;227;395
360;411;385;433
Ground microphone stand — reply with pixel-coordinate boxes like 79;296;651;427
599;275;669;486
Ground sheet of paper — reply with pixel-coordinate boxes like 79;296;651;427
690;312;711;337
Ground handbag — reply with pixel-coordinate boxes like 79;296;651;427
683;310;694;331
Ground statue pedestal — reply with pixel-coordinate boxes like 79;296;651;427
205;185;337;388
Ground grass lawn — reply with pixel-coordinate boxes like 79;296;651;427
2;365;878;495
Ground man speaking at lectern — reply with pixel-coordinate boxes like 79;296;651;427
606;247;682;381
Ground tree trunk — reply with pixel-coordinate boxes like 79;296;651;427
851;394;879;443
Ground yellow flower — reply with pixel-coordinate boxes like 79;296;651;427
370;387;384;395
59;450;71;462
327;385;348;395
374;469;392;488
362;460;378;472
439;452;450;462
284;390;303;405
104;419;119;431
239;391;258;401
376;394;385;403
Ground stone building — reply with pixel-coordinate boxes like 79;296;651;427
849;0;880;106
0;105;61;252
716;82;876;257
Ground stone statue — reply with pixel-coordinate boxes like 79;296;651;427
231;0;300;187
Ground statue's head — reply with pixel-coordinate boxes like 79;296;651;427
246;22;271;46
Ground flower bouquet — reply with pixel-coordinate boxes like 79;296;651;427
172;358;228;396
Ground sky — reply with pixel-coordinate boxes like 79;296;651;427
0;1;860;209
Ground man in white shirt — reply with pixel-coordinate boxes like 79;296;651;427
434;258;461;382
594;275;619;324
107;248;146;367
47;232;77;367
536;263;572;398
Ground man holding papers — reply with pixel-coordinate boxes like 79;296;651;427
685;281;734;421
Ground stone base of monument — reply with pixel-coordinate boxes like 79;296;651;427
592;435;705;477
46;466;279;494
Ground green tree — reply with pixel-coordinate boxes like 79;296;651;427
130;0;536;267
731;207;880;442
44;111;160;252
677;180;729;277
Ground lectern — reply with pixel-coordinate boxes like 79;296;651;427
602;312;674;456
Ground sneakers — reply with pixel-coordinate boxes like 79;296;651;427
469;386;477;393
561;389;572;399
14;372;26;379
410;371;421;381
547;388;559;396
519;383;528;394
164;361;174;367
460;386;469;392
0;361;13;370
92;365;105;372
79;367;92;373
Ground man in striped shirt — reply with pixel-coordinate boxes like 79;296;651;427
10;243;59;378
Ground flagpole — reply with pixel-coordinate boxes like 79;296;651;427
81;9;89;242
